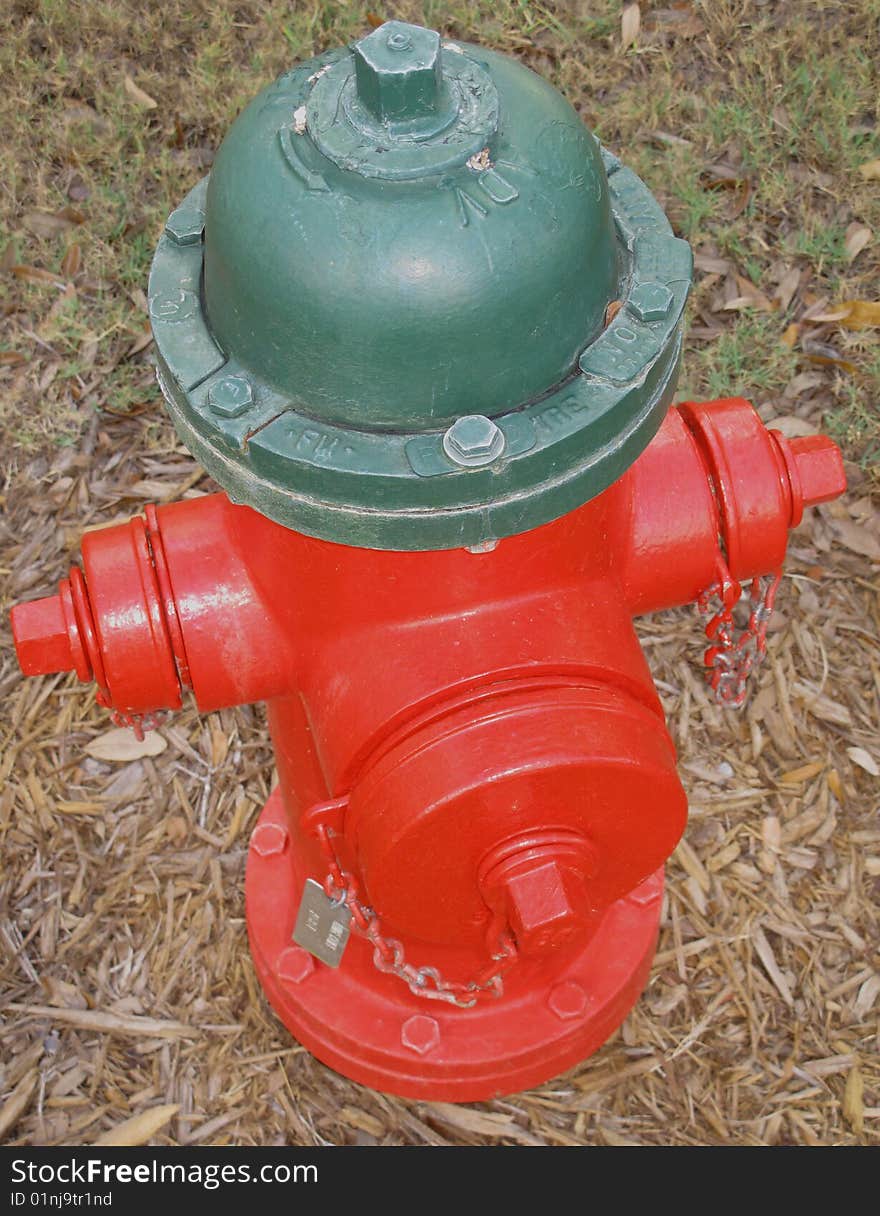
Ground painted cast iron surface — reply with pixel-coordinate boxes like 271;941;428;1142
8;19;848;1101
149;20;691;548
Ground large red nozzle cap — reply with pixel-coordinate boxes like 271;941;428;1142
10;594;75;677
346;680;687;952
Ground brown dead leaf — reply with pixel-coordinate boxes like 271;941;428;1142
694;253;731;275
718;275;776;313
23;211;77;239
0;351;27;367
847;747;879;778
858;158;880;181
621;3;641;49
831;517;880;561
729;179;752;219
604;299;623;326
93;1103;179;1146
61;243;82;278
844;223;872;263
809;301;880;329
124;74;158;109
11;264;66;286
84;727;168;762
775;267;801;311
784;371;825;397
769;415;817;439
781;323;799;348
827;768;844;800
835;300;880;329
780;760;825;784
722;295;775;314
804;354;856;372
800;334;858;372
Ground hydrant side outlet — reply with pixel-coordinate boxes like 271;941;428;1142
9;21;847;1103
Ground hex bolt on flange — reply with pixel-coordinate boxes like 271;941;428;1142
277;946;316;985
401;1015;441;1055
208;375;254;419
251;822;288;857
442;415;506;468
627;281;674;322
547;981;588;1020
164;205;206;246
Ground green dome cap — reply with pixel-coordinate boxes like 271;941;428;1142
203;22;617;429
149;21;692;550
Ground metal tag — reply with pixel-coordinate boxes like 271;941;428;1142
293;879;352;968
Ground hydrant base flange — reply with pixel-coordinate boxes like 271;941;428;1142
246;789;663;1101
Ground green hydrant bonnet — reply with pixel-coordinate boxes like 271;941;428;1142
149;20;692;550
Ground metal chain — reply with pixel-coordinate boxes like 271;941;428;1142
109;709;170;740
99;684;170;742
697;553;782;708
314;824;518;1009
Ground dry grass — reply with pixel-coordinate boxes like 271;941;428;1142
1;1;879;1146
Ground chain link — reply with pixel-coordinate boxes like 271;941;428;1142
697;554;782;708
100;689;170;741
314;824;517;1008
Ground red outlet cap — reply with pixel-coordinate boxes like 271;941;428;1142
10;594;74;677
787;435;847;509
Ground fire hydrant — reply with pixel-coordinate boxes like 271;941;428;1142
10;22;845;1101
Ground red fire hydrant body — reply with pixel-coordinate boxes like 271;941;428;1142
9;22;846;1101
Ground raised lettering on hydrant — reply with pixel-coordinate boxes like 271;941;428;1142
9;21;846;1101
